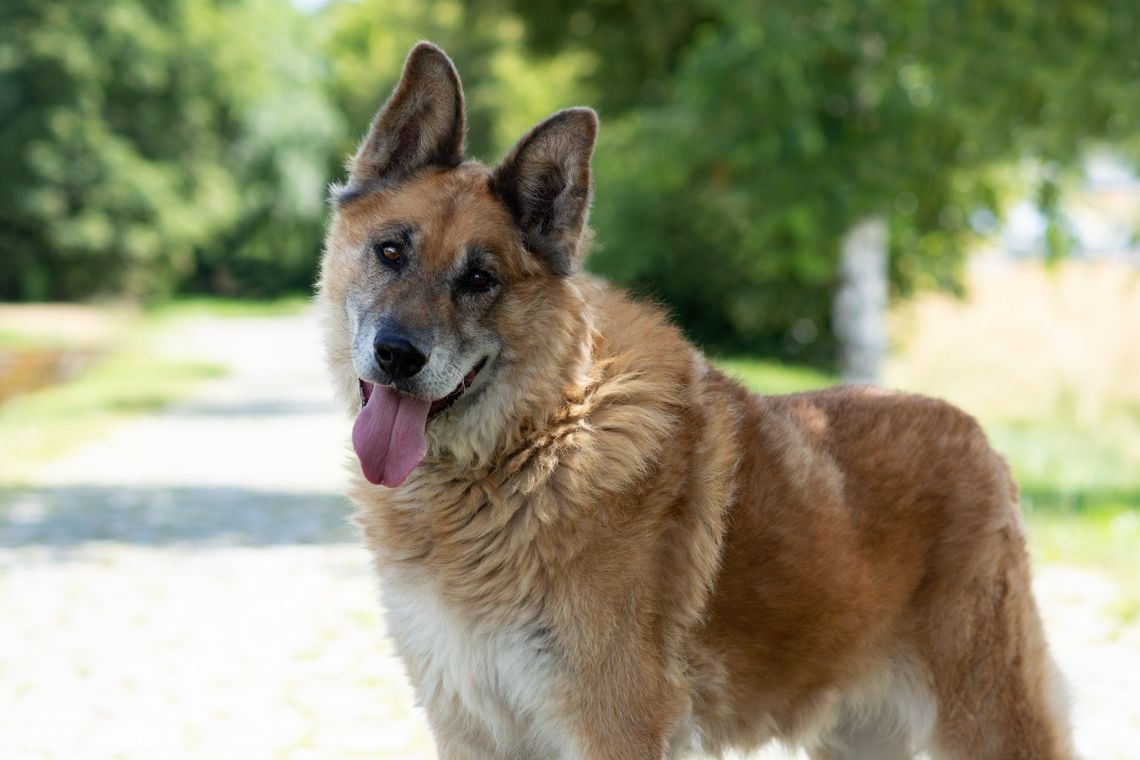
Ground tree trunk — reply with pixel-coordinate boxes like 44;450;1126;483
834;216;888;384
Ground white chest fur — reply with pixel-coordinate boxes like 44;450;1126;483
380;572;558;753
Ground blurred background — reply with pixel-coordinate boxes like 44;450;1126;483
1;0;1138;758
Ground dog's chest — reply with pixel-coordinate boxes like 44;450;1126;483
380;573;555;743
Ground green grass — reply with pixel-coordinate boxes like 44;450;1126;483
0;329;73;350
987;422;1140;511
145;295;310;320
1025;506;1140;627
713;356;836;395
1026;506;1140;572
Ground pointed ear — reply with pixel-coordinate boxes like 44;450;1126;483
490;108;598;276
340;42;465;199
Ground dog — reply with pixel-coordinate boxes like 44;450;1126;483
316;42;1071;760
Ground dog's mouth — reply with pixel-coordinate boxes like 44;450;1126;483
358;357;487;421
352;358;489;488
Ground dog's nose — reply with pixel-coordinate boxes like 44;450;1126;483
373;333;427;380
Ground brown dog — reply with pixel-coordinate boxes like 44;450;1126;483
316;42;1071;760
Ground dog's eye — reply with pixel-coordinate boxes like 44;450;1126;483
374;241;403;266
461;269;495;293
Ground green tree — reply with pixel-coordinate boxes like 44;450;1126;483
182;0;343;296
0;0;341;300
494;0;1140;364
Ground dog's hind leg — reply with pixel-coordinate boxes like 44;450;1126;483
917;517;1072;759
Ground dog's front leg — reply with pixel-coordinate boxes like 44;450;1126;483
566;731;671;760
423;694;509;760
562;704;686;760
556;661;687;760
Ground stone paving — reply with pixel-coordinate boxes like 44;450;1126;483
0;311;1136;759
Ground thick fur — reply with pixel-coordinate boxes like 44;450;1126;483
317;43;1071;759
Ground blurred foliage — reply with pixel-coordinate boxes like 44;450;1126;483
500;0;1140;360
2;0;1139;364
0;0;341;299
713;356;834;396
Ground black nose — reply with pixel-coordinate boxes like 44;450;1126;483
373;333;427;380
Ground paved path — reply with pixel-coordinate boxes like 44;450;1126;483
0;311;1136;759
0;313;435;759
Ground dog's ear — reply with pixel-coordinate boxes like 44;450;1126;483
341;42;465;196
491;108;598;276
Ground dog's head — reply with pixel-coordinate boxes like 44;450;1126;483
317;42;598;487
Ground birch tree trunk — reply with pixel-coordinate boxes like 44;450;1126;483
834;216;888;384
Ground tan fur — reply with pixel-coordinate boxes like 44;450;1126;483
317;43;1071;760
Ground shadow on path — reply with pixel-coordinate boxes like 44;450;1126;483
0;485;355;548
173;399;339;418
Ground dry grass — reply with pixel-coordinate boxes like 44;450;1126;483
0;302;135;350
889;257;1140;427
888;258;1140;500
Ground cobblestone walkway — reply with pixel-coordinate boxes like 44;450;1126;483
0;311;1135;759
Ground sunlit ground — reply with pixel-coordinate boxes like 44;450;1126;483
1;260;1137;758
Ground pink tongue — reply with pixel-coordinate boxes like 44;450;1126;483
352;384;431;487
